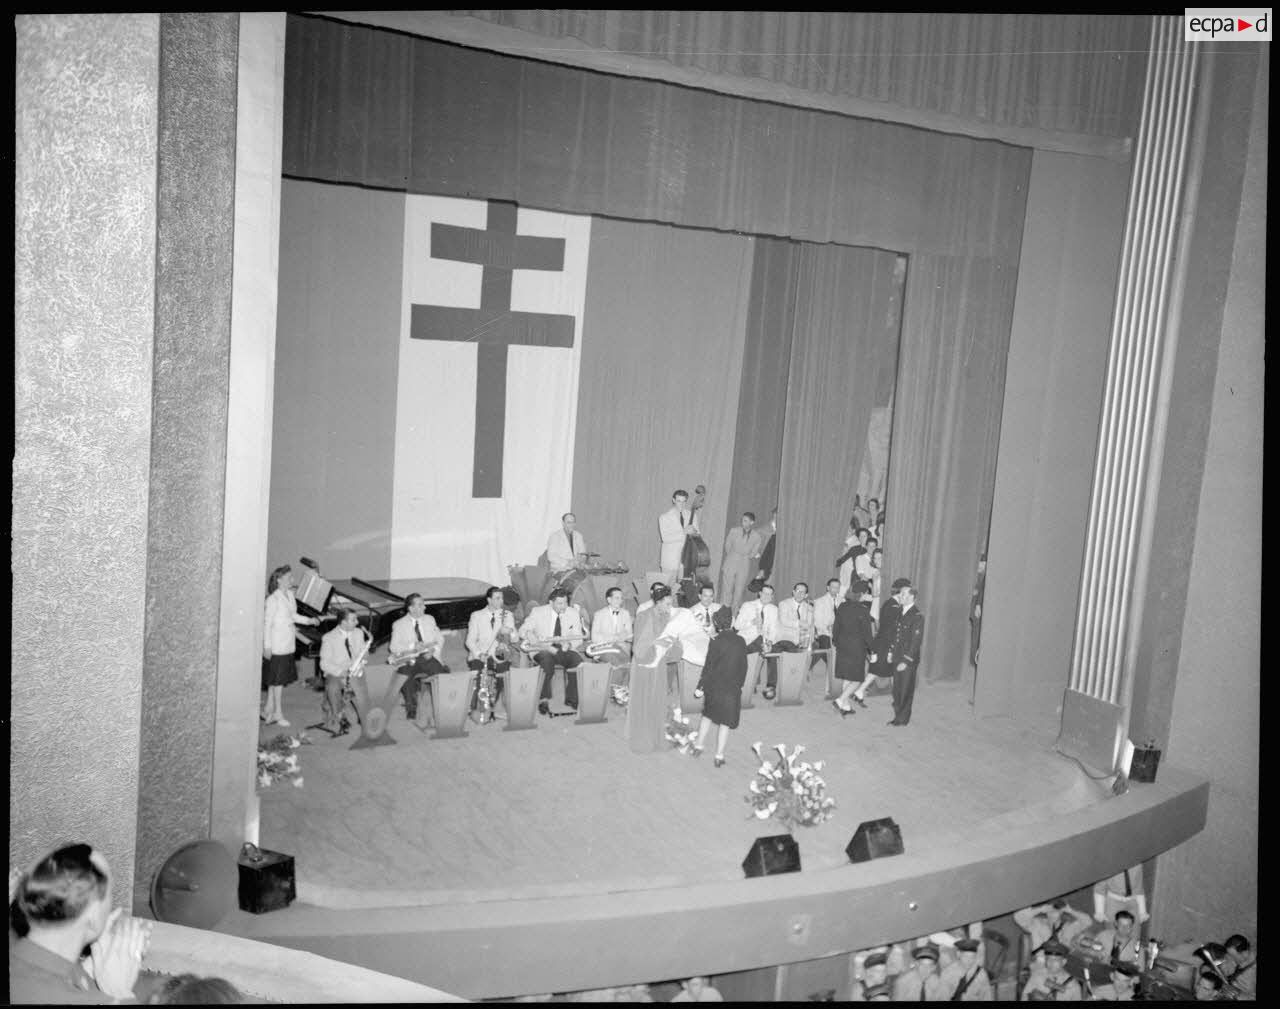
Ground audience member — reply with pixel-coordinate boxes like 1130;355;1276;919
940;936;991;1000
1095;909;1142;969
1021;939;1082;1000
1194;971;1225;1001
892;944;948;1000
849;949;890;1001
669;975;723;1001
9;843;153;1004
1224;933;1256;998
150;973;242;1004
1089;961;1140;1001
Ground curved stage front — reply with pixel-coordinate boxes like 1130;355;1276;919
227;665;1208;1000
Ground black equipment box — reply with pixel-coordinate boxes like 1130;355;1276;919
237;846;296;914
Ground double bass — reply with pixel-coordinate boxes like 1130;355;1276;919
679;483;712;605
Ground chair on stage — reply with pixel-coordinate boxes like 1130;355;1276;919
774;650;807;706
740;652;763;709
813;646;839;699
676;659;703;717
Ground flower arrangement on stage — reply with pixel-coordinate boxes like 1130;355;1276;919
257;732;308;789
665;710;697;752
610;683;630;707
745;742;836;828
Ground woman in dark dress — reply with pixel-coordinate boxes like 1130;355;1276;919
689;606;747;767
833;579;877;715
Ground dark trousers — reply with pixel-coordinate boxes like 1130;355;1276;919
765;640;802;688
534;649;583;708
400;655;447;716
892;661;919;725
809;633;832;669
467;657;509;708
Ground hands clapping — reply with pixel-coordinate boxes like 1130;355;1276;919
87;909;154;999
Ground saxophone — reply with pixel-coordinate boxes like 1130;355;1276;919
475;611;514;724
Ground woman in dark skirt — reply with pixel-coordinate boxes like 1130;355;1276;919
689;606;747;767
262;564;318;727
832;579;877;715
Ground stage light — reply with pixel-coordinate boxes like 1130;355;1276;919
743;834;801;877
845;818;904;863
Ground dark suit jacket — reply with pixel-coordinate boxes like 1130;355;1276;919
888;606;925;666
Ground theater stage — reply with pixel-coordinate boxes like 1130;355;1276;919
230;646;1207;999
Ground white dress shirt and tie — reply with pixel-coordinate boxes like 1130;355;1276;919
520;602;586;712
388;607;447;721
318;618;371;732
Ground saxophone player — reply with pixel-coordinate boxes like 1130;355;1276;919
466;586;517;713
319;608;371;734
589;587;634;672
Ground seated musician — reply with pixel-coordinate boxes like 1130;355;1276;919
546;512;588;599
520;589;585;715
388;593;447;722
734;584;779;670
318;608;370;734
766;582;814;700
465;586;517;713
810;577;842;669
589;587;634;672
688;584;722;634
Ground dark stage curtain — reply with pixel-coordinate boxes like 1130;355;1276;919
774;244;906;596
883;252;1023;683
725;238;797;536
458;11;1150;140
571;217;754;583
284;15;1025;261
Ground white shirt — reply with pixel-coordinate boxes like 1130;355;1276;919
776;597;815;645
812;592;840;636
520;604;586;650
465;606;517;659
689;601;723;632
734;599;779;646
591;605;633;645
654;607;710;666
319;625;368;677
264;589;304;655
389;612;444;659
546;528;585;572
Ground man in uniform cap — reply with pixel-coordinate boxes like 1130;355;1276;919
850;950;890;1001
866;577;911;696
941;936;993;1001
893;943;949;1000
1022;939;1083;1000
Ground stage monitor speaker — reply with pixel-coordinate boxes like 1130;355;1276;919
743;834;801;877
845;817;904;863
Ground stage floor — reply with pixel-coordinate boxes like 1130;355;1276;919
259;653;1097;910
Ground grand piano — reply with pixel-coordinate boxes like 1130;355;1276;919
291;560;491;668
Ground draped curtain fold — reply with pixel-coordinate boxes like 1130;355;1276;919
885;252;1023;682
725;237;798;532
571;218;754;583
775;244;903;595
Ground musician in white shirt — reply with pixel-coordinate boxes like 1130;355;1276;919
810;577;842;669
658;489;693;582
520;589;586;714
546;512;587;574
689;584;723;634
465;586;517;711
768;582;815;698
388;593;447;722
590;587;634;670
734;584;780;655
318;608;371;733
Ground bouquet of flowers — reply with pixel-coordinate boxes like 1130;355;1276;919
665;709;697;753
257;732;307;789
745;742;836;828
610;683;630;707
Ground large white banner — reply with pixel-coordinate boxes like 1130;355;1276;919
391;195;591;583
